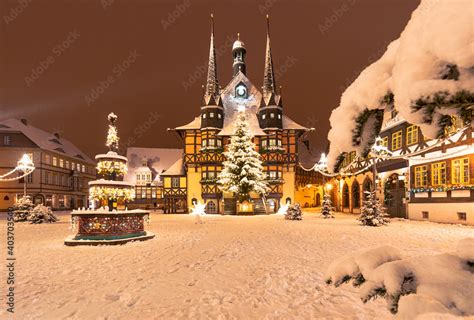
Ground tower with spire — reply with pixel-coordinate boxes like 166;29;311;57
171;15;311;215
258;14;283;130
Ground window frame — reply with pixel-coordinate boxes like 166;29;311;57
392;130;403;150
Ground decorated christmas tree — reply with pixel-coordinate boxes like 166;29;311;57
88;113;134;210
285;203;302;220
358;191;389;226
320;194;335;219
217;111;268;203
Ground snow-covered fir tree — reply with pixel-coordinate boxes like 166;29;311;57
358;191;389;226
320;194;335;219
285;203;302;220
217;111;268;202
27;204;58;224
12;196;34;222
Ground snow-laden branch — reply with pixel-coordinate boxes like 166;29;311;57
327;0;474;170
325;238;474;318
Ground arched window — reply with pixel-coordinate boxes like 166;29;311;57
342;183;350;208
352;183;360;208
206;201;216;214
3;196;9;201
363;178;373;199
285;197;292;205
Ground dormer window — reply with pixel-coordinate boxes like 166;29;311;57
203;114;206;119
218;113;222;119
270;113;275;118
262;114;266;120
210;113;214;118
278;114;281;119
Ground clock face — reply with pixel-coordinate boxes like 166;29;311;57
236;85;247;98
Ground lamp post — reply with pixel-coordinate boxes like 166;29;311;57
16;154;35;198
369;137;392;199
316;153;327;198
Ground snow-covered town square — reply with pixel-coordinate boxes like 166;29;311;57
0;211;472;319
1;0;473;319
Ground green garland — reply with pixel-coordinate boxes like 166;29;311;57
411;185;474;193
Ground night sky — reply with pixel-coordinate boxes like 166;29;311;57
0;0;420;158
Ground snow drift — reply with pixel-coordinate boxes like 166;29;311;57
325;238;474;319
327;0;474;169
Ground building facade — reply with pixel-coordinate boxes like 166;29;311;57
330;108;473;225
0;119;96;210
169;17;313;214
124;147;183;210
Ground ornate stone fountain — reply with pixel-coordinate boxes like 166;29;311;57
65;113;155;246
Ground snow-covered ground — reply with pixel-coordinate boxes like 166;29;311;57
0;212;472;319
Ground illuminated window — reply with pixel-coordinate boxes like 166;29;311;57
414;165;428;187
65;161;69;169
406;125;418;145
59;159;64;168
278;114;281;119
45;155;51;164
392;130;402;150
270;113;275;118
431;162;446;186
171;177;180;188
382;136;388;147
444;116;464;135
262;114;266;120
210;113;214;118
452;157;470;185
218;114;222;119
202;114;206;119
52;157;58;166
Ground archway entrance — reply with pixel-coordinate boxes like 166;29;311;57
342;183;349;208
384;173;406;218
315;193;321;206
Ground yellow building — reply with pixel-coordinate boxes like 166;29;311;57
168;17;317;214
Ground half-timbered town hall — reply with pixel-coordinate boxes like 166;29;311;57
168;16;317;214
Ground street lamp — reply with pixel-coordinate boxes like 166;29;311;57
17;154;35;197
369;137;392;197
0;154;35;198
316;153;328;198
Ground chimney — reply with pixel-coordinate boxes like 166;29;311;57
20;119;27;126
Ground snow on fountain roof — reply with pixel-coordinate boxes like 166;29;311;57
0;118;95;164
124;147;183;183
95;151;128;161
88;179;134;187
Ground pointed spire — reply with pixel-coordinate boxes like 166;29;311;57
262;14;276;98
204;13;219;104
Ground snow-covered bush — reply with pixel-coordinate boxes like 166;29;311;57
12;196;35;222
11;197;58;224
27;204;59;224
285;203;302;220
358;191;389;226
320;194;334;219
325;238;474;318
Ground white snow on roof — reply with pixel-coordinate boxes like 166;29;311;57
0;118;94;164
162;157;185;176
175;116;201;130
327;0;474;169
125;147;183;183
